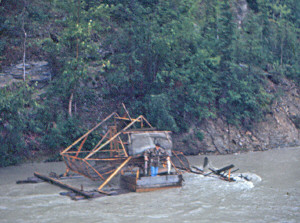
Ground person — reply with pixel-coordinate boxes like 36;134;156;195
150;143;165;176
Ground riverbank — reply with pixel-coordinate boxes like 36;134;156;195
174;76;300;156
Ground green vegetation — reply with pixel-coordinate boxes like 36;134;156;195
0;83;35;166
0;0;299;166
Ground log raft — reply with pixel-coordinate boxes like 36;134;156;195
34;172;93;199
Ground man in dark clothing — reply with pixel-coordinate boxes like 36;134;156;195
149;143;165;176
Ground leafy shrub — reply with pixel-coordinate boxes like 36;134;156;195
41;115;85;153
195;130;204;141
0;84;34;167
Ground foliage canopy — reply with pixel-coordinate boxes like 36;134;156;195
0;0;299;165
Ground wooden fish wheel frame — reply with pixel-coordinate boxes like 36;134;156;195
60;105;174;191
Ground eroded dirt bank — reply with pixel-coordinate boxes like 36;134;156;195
174;77;300;155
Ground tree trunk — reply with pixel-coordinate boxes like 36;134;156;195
68;92;73;117
22;0;27;82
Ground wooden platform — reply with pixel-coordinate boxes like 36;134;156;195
121;174;183;192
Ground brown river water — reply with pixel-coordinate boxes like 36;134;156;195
0;146;300;223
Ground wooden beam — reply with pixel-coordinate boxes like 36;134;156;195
115;117;141;122
122;103;132;122
34;172;92;198
61;112;118;155
118;136;128;157
84;116;144;160
92;130;110;152
75;135;88;157
172;151;190;172
140;115;153;128
97;133;128;144
98;157;132;191
83;160;105;181
123;130;171;134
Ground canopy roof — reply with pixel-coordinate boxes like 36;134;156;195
128;132;172;156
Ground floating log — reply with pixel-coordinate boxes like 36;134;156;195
205;164;235;176
191;165;204;173
208;167;236;182
215;164;235;174
34;172;92;199
16;176;43;184
231;168;239;174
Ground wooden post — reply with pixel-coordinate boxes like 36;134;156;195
118;136;128;157
136;168;139;180
109;126;113;157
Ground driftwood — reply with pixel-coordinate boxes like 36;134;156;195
207;164;236;181
191;165;204;173
204;164;234;176
17;172;131;200
214;164;235;174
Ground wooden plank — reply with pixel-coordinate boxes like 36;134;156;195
34;172;92;198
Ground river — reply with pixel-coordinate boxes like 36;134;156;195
1;147;300;223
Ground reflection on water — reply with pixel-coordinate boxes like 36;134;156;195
0;147;300;223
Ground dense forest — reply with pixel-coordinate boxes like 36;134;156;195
0;0;299;167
